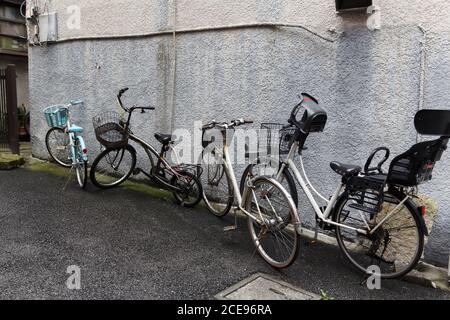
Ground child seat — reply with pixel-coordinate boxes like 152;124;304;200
387;109;450;187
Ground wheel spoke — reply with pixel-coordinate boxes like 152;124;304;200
336;192;423;278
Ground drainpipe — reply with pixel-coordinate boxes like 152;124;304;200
417;25;428;143
169;0;178;133
448;254;450;284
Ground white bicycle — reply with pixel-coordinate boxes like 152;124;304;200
241;94;449;279
199;119;300;269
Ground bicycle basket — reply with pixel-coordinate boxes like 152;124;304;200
43;105;68;128
92;111;129;149
346;175;387;215
260;123;296;155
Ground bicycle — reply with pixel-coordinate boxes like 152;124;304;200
241;93;450;278
90;88;203;208
199;118;300;269
44;100;88;189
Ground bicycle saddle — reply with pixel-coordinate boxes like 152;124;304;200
330;162;361;177
155;133;173;145
68;125;84;133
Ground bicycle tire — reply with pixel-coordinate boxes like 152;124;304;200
198;158;234;217
45;127;71;168
245;176;300;269
76;160;88;190
90;145;137;189
171;170;203;208
334;190;424;279
241;163;298;208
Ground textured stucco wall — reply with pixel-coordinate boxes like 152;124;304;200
28;0;450;266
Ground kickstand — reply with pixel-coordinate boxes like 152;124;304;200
223;207;238;232
360;274;371;286
63;166;74;191
307;221;319;246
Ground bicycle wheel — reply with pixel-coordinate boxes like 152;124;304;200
171;171;203;208
75;160;88;189
198;151;234;217
241;162;298;208
245;177;300;269
334;191;424;279
45;127;71;167
73;139;88;189
90;145;136;189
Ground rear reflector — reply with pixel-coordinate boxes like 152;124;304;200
419;206;426;217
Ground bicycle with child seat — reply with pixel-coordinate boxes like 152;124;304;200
241;93;450;279
199;118;300;269
44;100;88;189
90;88;203;208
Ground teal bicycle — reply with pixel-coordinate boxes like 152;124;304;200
44;100;88;189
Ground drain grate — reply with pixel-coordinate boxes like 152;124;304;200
216;273;320;300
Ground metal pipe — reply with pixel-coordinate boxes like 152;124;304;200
53;22;338;44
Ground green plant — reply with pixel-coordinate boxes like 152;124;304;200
17;105;27;127
319;289;334;300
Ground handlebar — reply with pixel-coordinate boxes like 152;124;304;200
119;87;129;96
117;88;155;113
364;147;391;175
288;100;304;133
202;119;253;131
70;100;84;107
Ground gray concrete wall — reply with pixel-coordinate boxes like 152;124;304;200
28;0;450;266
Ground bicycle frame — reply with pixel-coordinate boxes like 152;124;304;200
278;141;411;236
128;132;191;193
65;105;87;164
211;130;300;228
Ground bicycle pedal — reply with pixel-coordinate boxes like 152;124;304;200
133;168;142;175
223;226;237;232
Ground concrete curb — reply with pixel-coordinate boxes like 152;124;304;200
229;207;450;292
403;262;450;292
0;153;25;170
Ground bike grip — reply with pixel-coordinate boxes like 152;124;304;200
70;100;84;106
119;87;129;95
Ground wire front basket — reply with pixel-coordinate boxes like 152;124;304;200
92;111;129;149
260;123;296;155
43;105;68;128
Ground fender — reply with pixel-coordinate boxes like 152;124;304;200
76;136;88;162
241;175;301;233
332;188;429;236
388;187;429;236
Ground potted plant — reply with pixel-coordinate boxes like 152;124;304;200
17;105;29;140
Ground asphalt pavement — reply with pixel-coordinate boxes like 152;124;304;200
0;168;449;300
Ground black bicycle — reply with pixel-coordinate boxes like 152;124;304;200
90;88;203;207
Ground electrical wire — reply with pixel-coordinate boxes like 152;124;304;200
20;0;27;18
54;22;339;44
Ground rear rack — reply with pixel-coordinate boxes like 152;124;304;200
346;175;387;215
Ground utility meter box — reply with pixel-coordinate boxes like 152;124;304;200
336;0;373;12
39;12;58;43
